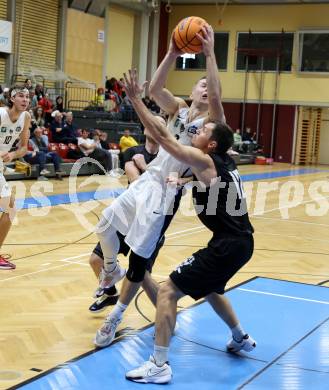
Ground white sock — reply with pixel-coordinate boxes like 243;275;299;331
96;217;120;273
110;301;128;321
153;345;169;367
231;323;246;342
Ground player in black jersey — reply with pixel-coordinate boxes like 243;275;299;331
123;69;256;384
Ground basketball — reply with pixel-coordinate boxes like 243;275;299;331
174;16;208;54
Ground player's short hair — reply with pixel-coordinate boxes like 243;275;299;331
210;122;234;155
7;84;29;108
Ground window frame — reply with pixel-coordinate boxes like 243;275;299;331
235;31;295;73
174;31;230;72
298;29;329;74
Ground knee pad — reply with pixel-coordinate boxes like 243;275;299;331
126;251;147;283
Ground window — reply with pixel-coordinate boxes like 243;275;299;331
299;31;329;72
236;32;294;72
175;32;229;70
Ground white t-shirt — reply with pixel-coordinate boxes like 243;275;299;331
0;107;26;153
77;137;95;156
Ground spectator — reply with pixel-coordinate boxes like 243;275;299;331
99;131;110;150
50;110;77;144
242;127;256;142
77;129;112;173
0;87;9;107
33;106;45;128
55;95;64;112
233;128;242;152
63;111;79;140
34;84;44;102
119;128;138;153
24;78;33;91
38;93;53;124
25;127;63;180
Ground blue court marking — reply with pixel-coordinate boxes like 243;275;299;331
14;168;326;210
15;188;125;210
15;278;329;390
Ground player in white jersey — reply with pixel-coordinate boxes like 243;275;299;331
94;25;225;347
0;85;30;269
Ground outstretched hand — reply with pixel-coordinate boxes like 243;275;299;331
120;69;148;101
196;24;214;57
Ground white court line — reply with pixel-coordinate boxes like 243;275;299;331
238;287;329;305
252;216;329;227
0;227;206;282
257;231;329;243
0;253;90;283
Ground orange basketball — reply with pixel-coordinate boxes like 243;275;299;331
174;16;208;54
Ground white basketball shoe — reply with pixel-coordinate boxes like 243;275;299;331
126;355;172;384
226;334;256;353
93;265;126;298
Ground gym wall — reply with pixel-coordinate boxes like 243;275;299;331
0;0;7;83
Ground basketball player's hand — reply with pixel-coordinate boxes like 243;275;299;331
122;69;147;100
1;152;14;163
132;154;146;170
196;24;214;57
168;33;182;57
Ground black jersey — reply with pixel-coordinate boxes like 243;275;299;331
192;153;254;237
123;144;158;166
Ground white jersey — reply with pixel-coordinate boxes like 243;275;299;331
0;107;26;153
145;107;205;184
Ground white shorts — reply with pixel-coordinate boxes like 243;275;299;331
101;173;177;258
0;173;11;198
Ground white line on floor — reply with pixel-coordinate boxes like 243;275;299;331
238;287;329;305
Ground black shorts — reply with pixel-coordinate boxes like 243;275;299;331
170;234;254;300
92;232;165;273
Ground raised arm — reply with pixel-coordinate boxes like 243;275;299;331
149;34;187;116
198;25;225;123
123;70;211;172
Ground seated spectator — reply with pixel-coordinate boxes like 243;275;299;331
233;128;242;152
123;133;159;184
24;78;33;91
242;127;256;143
33;84;44;103
50;110;77;144
77;129;112;173
24;127;63;180
0;87;9;107
33;106;45;129
99;131;110;150
55;95;64;112
63;111;79;139
94;88;105;108
119;128;138;153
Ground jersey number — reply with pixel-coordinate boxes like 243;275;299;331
4;136;12;144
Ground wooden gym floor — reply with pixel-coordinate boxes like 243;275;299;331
0;162;328;389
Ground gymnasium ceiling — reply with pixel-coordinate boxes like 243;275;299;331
69;0;329;17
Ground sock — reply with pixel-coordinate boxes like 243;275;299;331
231;323;246;342
110;301;128;321
153;345;169;367
96;217;120;273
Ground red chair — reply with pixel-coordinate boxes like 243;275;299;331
58;143;69;159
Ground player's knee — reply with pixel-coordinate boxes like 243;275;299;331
126;252;147;283
158;280;176;302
